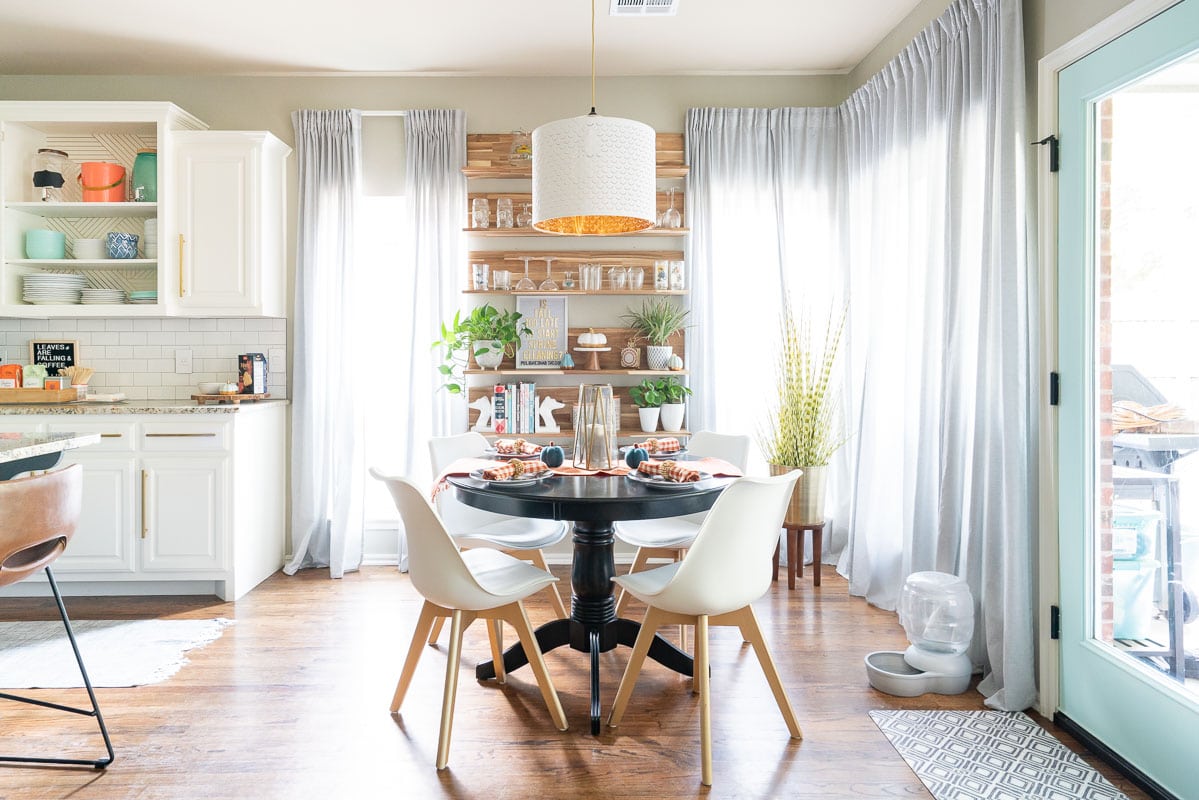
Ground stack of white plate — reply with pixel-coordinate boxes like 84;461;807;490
144;218;158;259
80;288;126;304
128;290;157;305
22;273;87;305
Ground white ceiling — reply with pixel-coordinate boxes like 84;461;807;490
0;0;926;77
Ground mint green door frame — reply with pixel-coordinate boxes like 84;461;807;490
1058;1;1199;795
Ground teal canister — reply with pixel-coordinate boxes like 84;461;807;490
131;149;157;202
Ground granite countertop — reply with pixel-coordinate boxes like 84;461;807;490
0;431;102;463
0;399;289;416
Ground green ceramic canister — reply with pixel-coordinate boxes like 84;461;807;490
131;149;157;202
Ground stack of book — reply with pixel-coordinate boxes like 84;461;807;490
492;382;537;435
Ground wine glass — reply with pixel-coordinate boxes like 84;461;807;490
659;187;682;229
538;257;559;291
515;256;537;291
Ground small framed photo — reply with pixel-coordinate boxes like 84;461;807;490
516;296;569;369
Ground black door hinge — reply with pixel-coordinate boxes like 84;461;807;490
1050;605;1061;640
1050;371;1060;406
1032;134;1060;172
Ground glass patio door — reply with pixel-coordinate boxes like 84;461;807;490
1057;2;1199;796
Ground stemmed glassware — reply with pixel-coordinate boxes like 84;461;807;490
538;257;559;291
515;256;537;291
658;187;682;229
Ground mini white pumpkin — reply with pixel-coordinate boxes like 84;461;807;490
578;328;607;347
667;354;684;371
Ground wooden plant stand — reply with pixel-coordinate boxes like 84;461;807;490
772;522;824;588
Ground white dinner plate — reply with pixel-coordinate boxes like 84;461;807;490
482;447;546;460
469;468;553;487
626;469;710;490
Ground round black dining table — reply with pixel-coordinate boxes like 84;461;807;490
447;470;734;734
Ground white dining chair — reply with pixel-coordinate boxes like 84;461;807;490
371;469;568;769
429;433;570;631
613;430;751;620
607;471;803;787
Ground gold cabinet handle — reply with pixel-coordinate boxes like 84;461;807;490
145;433;217;438
178;233;186;298
100;433;123;439
141;469;149;539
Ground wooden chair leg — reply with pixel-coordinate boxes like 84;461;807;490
614;548;652;617
696;614;713;787
528;549;569;618
772;537;781;581
608;606;665;727
787;527;798;590
426;617;446;645
392;601;440;712
487;619;506;684
502;602;568;731
735;606;802;739
436;609;472;770
811;524;822;587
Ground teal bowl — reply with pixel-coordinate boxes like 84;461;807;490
25;229;66;260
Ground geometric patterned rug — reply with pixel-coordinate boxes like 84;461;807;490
870;710;1130;800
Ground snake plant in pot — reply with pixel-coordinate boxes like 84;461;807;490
621;297;691;371
758;299;849;526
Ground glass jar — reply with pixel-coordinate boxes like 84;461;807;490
31;149;75;203
669;260;685;291
653;260;670;291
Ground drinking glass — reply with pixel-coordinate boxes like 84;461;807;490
669;260;686;290
628;266;645;290
471;198;490;229
563;271;576;289
471;263;490;291
516;202;533;228
539;257;559;291
496;198;514;228
608;266;627;290
515;256;537;291
658;187;682;228
493;270;511;291
653;260;670;290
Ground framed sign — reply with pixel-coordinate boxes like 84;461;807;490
516;296;568;368
28;340;78;376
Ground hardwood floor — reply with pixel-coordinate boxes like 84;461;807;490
0;565;1149;800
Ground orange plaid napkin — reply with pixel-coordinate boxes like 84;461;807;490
481;459;549;480
638;459;701;483
494;438;542;456
630;436;681;454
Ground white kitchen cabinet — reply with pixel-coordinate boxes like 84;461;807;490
171;131;290;317
1;403;286;600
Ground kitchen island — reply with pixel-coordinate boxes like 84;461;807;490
0;431;101;480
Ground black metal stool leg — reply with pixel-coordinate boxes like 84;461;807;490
0;565;114;769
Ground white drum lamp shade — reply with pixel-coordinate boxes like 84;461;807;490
532;114;657;236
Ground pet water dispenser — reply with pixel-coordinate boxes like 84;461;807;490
865;571;974;696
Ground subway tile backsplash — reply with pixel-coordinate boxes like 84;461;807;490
0;318;287;401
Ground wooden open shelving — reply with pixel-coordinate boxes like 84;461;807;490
463;133;687;179
466;189;685;230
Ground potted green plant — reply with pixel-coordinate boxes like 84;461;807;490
433;304;531;394
658;376;692;432
628;377;665;432
621;297;691;370
758;300;849;526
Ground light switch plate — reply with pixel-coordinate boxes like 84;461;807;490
175;348;193;374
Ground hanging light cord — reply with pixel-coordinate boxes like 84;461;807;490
589;0;597;115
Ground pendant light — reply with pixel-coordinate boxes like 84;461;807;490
532;0;657;236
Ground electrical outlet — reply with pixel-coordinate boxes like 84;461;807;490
175;348;193;374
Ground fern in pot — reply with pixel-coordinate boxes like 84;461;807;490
621;297;691;370
759;300;849;526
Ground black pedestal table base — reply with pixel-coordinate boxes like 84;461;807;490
474;518;694;735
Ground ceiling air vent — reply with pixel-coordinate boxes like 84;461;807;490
610;0;679;16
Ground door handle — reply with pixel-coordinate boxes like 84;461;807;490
141;469;149;540
144;433;217;438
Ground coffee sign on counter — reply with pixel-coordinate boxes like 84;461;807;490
28;339;78;376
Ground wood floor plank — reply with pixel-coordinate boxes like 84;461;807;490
0;565;1150;800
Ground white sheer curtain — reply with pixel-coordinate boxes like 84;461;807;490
686;0;1036;710
285;109;365;579
837;0;1036;712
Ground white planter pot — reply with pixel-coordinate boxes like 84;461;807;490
473;340;505;369
659;402;685;432
637;407;660;433
646;345;673;371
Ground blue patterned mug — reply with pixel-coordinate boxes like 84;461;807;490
106;232;139;259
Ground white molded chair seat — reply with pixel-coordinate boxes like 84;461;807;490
429;432;569;620
613;431;751;619
607;472;803;787
371;469;568;770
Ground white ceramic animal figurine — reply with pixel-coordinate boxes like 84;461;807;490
470;396;494;432
536;396;564;433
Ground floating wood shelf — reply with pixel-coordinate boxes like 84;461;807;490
463;133;687;179
476;429;692;439
466;190;686;230
463;289;687;297
465;369;689;377
464;226;688;237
